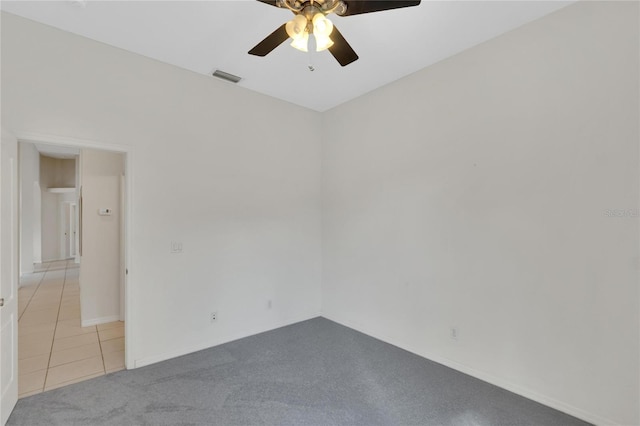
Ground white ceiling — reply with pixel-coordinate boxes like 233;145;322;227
1;0;575;111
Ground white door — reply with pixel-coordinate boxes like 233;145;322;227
70;203;77;258
62;202;71;259
0;130;19;424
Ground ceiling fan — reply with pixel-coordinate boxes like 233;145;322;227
248;0;421;67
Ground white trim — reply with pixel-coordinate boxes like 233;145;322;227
320;313;618;426
14;132;134;370
16;132;130;154
47;188;75;194
19;268;34;277
81;315;121;327
40;257;74;263
134;312;321;369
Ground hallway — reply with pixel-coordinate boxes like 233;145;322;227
17;260;124;398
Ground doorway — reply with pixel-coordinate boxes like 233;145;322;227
60;201;77;260
15;137;130;398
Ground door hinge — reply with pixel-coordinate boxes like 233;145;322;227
0;298;4;307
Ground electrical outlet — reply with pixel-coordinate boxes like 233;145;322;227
450;327;458;340
170;241;183;253
210;312;217;323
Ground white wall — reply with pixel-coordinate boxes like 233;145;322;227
322;2;639;425
1;11;323;366
79;148;124;326
18;142;39;275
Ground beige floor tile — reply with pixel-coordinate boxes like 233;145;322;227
103;350;125;371
50;342;101;367
18;315;57;327
44;371;105;392
18;369;46;394
31;292;62;300
18;306;28;318
25;301;60;312
29;297;61;306
58;307;80;317
45;356;104;388
19;329;55;341
32;286;62;292
18;333;54;359
60;300;80;309
59;304;80;312
38;279;63;286
38;281;64;287
18;292;34;300
29;297;62;305
18;291;36;300
20;307;59;320
100;337;124;354
58;309;80;321
56;318;82;328
19;322;56;337
31;288;61;296
60;291;78;298
52;332;98;352
97;321;124;331
19;274;43;285
55;323;96;339
19;354;50;375
18;388;43;399
18;262;127;395
61;294;79;301
98;327;124;342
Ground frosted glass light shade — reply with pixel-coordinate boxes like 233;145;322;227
286;14;308;39
312;13;333;37
314;34;334;51
290;32;309;52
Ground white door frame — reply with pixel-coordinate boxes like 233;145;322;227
70;202;77;258
1;129;19;425
16;132;134;370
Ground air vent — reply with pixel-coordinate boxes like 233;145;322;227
212;70;242;84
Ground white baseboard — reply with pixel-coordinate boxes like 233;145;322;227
321;312;617;426
133;311;321;369
81;315;121;327
19;271;35;282
41;257;73;263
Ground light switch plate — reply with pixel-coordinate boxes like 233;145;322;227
170;241;183;253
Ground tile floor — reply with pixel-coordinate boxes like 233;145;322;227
17;260;125;398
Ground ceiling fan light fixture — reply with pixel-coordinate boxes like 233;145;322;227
290;32;309;52
312;13;333;37
314;34;334;52
286;14;308;40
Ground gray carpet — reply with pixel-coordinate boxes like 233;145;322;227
9;317;589;425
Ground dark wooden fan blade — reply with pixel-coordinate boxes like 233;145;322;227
339;0;421;16
248;24;289;57
328;25;358;67
256;0;279;7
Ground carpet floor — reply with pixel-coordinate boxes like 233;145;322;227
8;317;589;425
